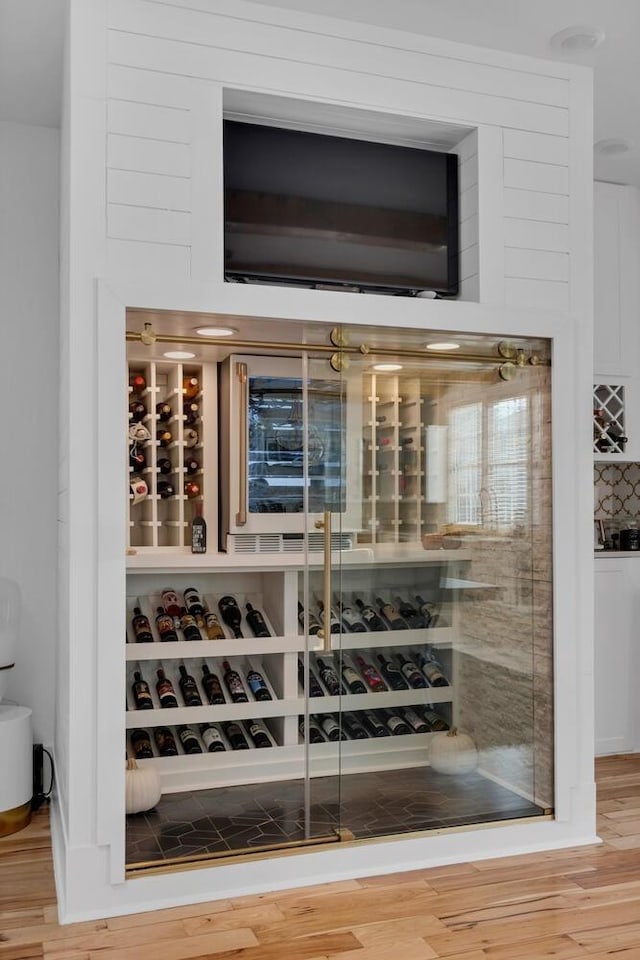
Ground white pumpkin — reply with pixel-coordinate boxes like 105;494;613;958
125;758;162;814
429;727;478;775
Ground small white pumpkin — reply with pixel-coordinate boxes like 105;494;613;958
125;758;162;814
429;727;478;775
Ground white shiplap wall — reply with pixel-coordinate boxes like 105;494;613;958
104;0;576;310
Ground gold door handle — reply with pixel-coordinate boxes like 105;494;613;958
316;511;332;652
235;362;247;526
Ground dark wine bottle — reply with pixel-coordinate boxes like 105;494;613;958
297;601;322;636
246;662;272;701
394;596;427;629
129;447;146;471
373;654;406;692
190;501;207;554
131;605;153;643
361;710;390;738
157;480;175;499
355;598;387;631
317;601;341;634
201;663;225;704
245;602;271;638
203;607;225;640
177;725;203;754
129;400;147;422
298;658;324;698
218;596;244;638
154;726;178;756
222;660;248;703
299;716;325;743
156;401;172;421
340;656;367;694
131;670;154;710
157;457;173;475
183;587;205;619
179;607;202;642
156;668;178;708
337;601;367;633
185;457;200;475
402;706;430;734
315;713;344;741
355;654;387;692
161;589;181;618
414;595;436;627
158;429;172;447
199;723;226;752
244;719;272;748
178;664;202;706
222;720;250;750
316;657;343;696
184;481;201;499
183;401;199;425
396;653;427;689
341;712;368;739
130;728;153;759
415;650;449;687
376;597;408;630
421;707;449;732
155;606;179;642
129;372;146;394
378;708;411;736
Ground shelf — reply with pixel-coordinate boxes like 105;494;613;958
126;635;305;659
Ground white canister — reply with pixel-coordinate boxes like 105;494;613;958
0;705;32;836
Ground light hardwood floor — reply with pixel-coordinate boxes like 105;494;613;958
3;756;640;960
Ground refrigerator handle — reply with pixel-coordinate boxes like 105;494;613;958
235;362;248;526
316;511;333;653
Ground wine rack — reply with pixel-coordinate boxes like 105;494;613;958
127;359;217;549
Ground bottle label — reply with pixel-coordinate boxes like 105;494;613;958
342;667;361;686
226;675;245;696
247;675;266;695
133;682;152;704
386;716;405;734
202;727;224;749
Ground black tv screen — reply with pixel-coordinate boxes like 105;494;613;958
223;121;459;296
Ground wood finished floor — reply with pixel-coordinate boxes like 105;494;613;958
4;755;640;960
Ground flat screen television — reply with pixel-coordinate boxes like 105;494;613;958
223;120;459;296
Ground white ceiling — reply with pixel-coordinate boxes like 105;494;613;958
2;0;639;185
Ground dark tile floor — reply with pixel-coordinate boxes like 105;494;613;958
126;767;545;866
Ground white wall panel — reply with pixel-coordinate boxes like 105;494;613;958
459;183;479;223
503;188;569;224
505;277;569;312
504;248;569;282
107;100;190;142
460;214;479;253
504;158;569;196
107;238;191;281
107;169;191;211
502;129;569;166
504;218;569;253
107;133;190;177
108;63;197;108
107;204;191;245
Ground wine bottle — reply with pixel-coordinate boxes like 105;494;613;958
378;708;410;736
394;596;427;629
191;502;207;554
340;656;367;694
376;653;408;691
402;706;430;734
184;481;201;499
155;606;179;642
157;457;173;475
131;606;153;643
161;589;181;618
156;401;172;421
245;602;271;638
130;728;153;759
421;707;449;732
201;663;225;704
183;587;205;619
178;664;202;706
184;427;199;448
131;670;154;710
396;653;427;689
158;429;172;447
298;659;324;698
297;601;322;637
129;400;147;422
245;662;272;701
222;660;248;703
361;710;390;738
317;601;341;634
341;712;368;739
299;716;325;743
316;657;343;696
315;713;344;741
203;607;225;640
183;375;199;400
218;596;244;638
376;597;408;630
154;726;178;756
179;607;202;642
156;668;178;708
355;654;387;692
337;600;367;633
222;720;250;750
157;480;175;499
355;598;387;631
185;457;200;475
199;723;226;752
129;447;146;471
415;650;448;687
129;372;146;394
183;401;199;425
244;719;272;748
414;595;436;627
177;725;203;754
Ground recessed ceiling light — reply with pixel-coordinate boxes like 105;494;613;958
194;326;237;337
373;363;403;372
595;138;632;156
426;342;460;352
550;24;605;51
163;350;196;360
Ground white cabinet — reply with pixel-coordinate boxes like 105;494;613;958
594;182;640;462
594;557;638;754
